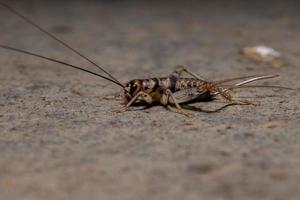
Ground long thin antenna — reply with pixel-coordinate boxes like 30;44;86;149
222;85;293;90
0;2;123;86
214;74;279;85
213;75;284;96
233;75;279;86
0;44;125;88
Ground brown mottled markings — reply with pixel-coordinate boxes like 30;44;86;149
174;78;208;92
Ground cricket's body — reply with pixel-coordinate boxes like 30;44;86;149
122;66;230;115
125;77;211;105
120;65;284;115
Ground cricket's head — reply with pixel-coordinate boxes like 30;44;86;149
124;79;143;103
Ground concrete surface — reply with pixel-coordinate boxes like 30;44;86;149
0;0;300;200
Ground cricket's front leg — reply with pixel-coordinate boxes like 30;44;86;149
102;93;123;101
113;91;153;113
171;65;207;81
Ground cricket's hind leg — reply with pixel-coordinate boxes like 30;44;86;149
216;87;260;106
170;65;207;81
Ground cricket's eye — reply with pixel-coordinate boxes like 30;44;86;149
130;83;138;94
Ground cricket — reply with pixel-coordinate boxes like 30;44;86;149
0;2;290;116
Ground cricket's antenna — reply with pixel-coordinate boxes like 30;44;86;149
224;85;293;90
0;44;125;89
215;75;279;85
0;2;123;86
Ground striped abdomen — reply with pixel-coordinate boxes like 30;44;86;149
142;77;207;93
174;78;207;91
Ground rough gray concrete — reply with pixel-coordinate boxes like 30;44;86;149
0;1;300;200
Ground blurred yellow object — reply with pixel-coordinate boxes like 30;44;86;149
240;46;283;68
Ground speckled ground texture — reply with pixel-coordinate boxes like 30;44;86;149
0;0;300;200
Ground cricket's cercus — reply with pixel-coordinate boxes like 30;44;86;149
0;2;291;116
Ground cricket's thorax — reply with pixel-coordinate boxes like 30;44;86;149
141;77;176;93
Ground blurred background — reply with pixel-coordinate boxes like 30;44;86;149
1;0;299;80
0;1;299;200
